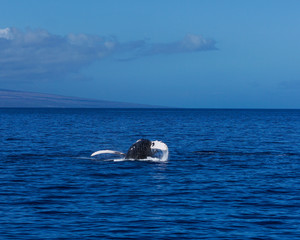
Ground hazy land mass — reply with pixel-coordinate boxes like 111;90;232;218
0;89;161;108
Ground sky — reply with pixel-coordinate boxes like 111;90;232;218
1;0;300;108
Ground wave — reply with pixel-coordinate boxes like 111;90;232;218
194;150;300;157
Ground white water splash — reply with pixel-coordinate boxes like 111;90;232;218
90;148;169;163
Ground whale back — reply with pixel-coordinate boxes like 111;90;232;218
125;139;152;159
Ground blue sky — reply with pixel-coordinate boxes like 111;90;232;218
1;0;300;108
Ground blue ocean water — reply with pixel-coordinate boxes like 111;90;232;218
0;108;299;240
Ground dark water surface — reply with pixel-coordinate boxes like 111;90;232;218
0;108;299;239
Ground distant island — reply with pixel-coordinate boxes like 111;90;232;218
0;89;161;108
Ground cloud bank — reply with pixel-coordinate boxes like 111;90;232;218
0;27;216;81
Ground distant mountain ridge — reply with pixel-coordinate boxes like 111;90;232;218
0;89;161;108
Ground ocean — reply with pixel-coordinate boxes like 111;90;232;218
0;108;299;239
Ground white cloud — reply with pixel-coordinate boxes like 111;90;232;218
0;28;13;40
0;27;216;81
181;34;214;51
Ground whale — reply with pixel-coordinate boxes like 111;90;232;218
91;139;169;161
